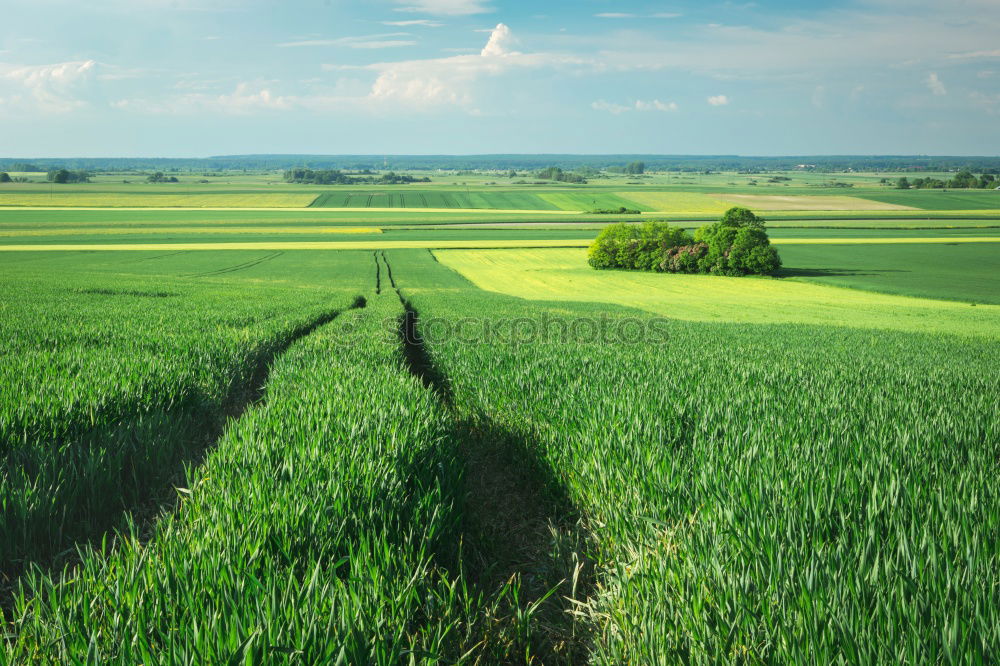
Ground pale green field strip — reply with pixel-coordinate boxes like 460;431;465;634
0;206;581;214
2;236;998;251
0;239;596;251
0;226;382;237
0;194;319;207
434;248;1000;338
711;194;918;211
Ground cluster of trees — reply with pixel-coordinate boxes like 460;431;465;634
147;172;179;183
587;206;642;215
46;169;90;184
283;168;430;185
588;207;781;276
536;166;587;184
0;172;11;183
604;161;646;175
896;171;997;189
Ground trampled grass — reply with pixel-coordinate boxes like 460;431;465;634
402;277;1000;664
0;250;373;573
434;247;1000;336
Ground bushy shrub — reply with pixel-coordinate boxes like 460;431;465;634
693;207;781;275
588;207;781;276
660;242;708;273
588;221;693;271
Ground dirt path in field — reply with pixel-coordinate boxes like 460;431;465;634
0;296;368;611
381;251;595;664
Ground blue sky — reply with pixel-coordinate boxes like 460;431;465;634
1;0;998;156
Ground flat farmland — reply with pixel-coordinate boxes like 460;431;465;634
2;170;999;663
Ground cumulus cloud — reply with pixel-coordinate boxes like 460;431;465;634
480;22;515;56
925;72;946;95
1;60;99;113
326;23;588;109
707;94;729;106
593;98;678;113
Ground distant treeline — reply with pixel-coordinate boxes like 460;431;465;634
897;170;997;189
283;168;431;185
4;155;1000;173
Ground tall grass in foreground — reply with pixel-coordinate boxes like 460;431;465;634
4;293;484;663
0;268;365;578
398;250;1000;664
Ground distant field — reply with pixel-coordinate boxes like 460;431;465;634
536;191;650;211
860;190;1000;210
310;190;562;210
435;247;1000;337
713;194;916;211
619;191;732;213
778;242;1000;304
0;192;318;207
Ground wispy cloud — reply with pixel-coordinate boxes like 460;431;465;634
707;94;729;106
393;0;491;16
277;33;416;49
382;19;444;27
593;98;678;113
595;13;635;19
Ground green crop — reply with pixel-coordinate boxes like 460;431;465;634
2;245;998;664
394;249;1000;664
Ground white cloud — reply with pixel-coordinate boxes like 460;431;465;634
593;98;678;113
635;99;678;111
591;99;630;114
480;22;515;56
947;49;1000;60
1;59;99;113
114;82;292;115
324;23;588;110
277;33;416;49
394;0;491;16
926;72;946;96
651;12;682;18
707;94;729;106
382;19;444;27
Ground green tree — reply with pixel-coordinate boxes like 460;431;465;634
0;172;11;183
588;221;693;271
896;177;910;189
693;207;780;275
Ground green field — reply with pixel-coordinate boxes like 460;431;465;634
1;171;999;663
